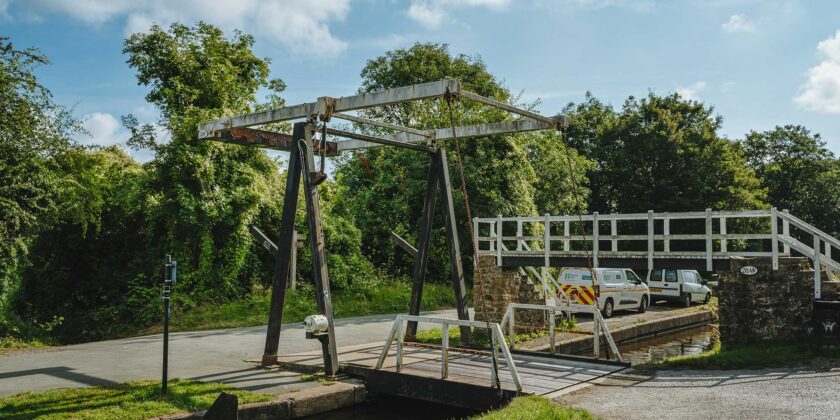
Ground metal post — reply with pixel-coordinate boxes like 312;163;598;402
647;211;654;272
705;209;713;272
814;235;822;299
610;218;617;252
407;153;440;338
436;149;471;345
161;255;176;397
770;207;779;270
263;123;303;366
592;212;599;268
720;217;727;254
782;209;791;254
300;123;339;377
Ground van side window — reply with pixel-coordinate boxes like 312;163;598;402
650;269;662;282
684;272;698;284
664;269;678;283
603;270;623;285
625;270;641;284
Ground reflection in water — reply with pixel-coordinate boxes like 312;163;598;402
617;325;717;365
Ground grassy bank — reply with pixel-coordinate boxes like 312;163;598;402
644;340;840;370
0;337;51;355
472;396;593;420
0;379;272;419
144;281;462;335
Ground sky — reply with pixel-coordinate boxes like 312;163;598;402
3;0;840;161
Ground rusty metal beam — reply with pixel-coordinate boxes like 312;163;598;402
206;128;338;157
326;128;432;153
332;113;432;138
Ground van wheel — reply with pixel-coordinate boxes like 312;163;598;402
704;293;711;304
639;296;648;313
603;299;614;318
682;293;692;308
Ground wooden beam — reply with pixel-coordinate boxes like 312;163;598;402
204;127;338;156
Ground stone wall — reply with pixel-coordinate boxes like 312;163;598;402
719;257;813;344
473;255;544;326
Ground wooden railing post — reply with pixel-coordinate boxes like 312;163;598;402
496;215;502;266
592;212;599;268
663;214;670;253
473;217;479;255
719;217;727;254
647;211;654;272
705;209;713;271
610;217;618;252
516;219;523;251
771;207;779;270
814;234;822;299
563;219;570;252
782;209;791;255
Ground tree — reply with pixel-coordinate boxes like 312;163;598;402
564;93;766;214
742;125;840;236
333;43;590;281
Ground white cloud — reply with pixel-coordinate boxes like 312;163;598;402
721;14;755;33
794;30;840;114
8;0;350;57
76;112;130;147
407;0;510;29
676;81;707;101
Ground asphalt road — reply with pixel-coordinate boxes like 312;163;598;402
557;367;840;420
0;308;464;396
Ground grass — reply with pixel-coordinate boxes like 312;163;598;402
0;337;51;355
472;396;593;420
0;379;273;420
643;339;840;370
299;374;336;386
142;281;461;335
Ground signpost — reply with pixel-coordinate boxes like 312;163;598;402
162;255;177;397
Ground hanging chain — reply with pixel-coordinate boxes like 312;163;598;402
557;126;598;304
444;91;502;391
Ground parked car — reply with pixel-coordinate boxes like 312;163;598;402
645;268;712;307
557;267;650;318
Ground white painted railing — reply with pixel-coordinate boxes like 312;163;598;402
500;302;622;362
474;208;839;299
375;315;522;391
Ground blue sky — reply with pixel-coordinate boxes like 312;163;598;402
3;0;840;160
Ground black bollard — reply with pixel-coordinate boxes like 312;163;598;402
162;255;177;397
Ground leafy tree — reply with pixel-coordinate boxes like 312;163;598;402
742;125;840;236
564;93;766;214
334;43;590;282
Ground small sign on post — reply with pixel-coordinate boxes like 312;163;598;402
740;266;758;276
162;255;177;397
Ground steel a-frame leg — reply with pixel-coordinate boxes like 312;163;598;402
261;122;339;377
407;148;471;345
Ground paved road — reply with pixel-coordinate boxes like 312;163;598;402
557;368;840;420
0;309;465;396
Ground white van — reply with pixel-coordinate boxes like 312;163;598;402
645;268;712;307
557;267;650;318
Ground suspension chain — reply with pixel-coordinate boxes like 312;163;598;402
444;92;502;391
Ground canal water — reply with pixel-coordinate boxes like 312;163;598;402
304;325;716;419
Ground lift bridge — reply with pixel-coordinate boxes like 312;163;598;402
197;79;839;410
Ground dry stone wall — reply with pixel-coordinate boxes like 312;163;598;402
719;257;813;344
473;256;544;326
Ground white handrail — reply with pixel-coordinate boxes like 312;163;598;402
375;315;522;391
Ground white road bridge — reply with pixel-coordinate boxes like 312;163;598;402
474;208;840;299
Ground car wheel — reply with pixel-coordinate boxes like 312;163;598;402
603;299;614;318
683;293;692;308
639;296;648;313
704;293;711;304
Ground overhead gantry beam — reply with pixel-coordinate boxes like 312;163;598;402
198;79;461;138
203;127;339;156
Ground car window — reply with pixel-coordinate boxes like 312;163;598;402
683;272;697;284
625;270;641;284
649;269;662;282
664;269;678;283
603;270;623;285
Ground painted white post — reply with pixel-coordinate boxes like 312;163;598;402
719;217;728;254
473;217;479;255
441;322;449;379
516;219;523;251
814;235;822;299
592;212;599;268
396;319;404;372
770;207;779;270
782;209;791;255
496;215;503;266
826;241;832;262
705;209;713;272
647;211;654;272
593;313;600;359
610;217;618;252
664;214;670;253
563;219;570;252
489;222;495;252
543;214;551;303
549;309;556;354
509;308;516;349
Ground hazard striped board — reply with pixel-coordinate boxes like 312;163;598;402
560;284;597;305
